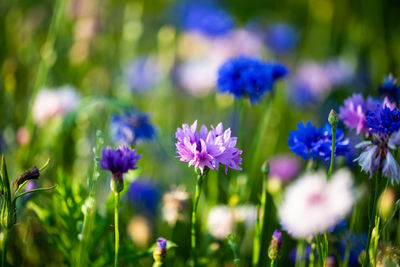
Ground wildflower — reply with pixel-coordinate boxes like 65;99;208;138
175;121;242;174
178;1;234;37
217;56;288;103
376;244;400;266
127;215;152;247
337;232;367;266
125;56;161;92
378;188;395;219
268;154;301;182
110;110;156;146
234;205;257;227
128;179;160;216
355;105;400;184
288;122;349;162
266;23;298;54
339;94;378;135
378;74;400;103
289;60;353;106
32;85;80;125
278;169;354;238
162;187;190;226
268;230;282;260
153;238;167;264
207;205;234;239
99;146;141;192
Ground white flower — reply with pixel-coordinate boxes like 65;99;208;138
234;205;257;227
278;169;354;238
162;187;190;226
32;85;80;125
207;205;234;239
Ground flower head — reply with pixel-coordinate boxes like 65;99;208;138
178;1;234;37
278;169;354;238
110;110;156;146
162;187;190;226
339;94;378;135
288;122;349;162
125;56;161;92
266;23;298;54
153;237;167;263
128;179;160;216
268;154;301;182
207;205;235;239
217;56;288;103
378;74;400;103
100;146;141;175
365;104;400;136
175;121;242;174
268;230;282;260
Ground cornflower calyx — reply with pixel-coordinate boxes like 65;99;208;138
153;238;167;264
328;109;339;127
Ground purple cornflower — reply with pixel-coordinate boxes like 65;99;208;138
110;110;156;146
355;105;400;184
157;238;167;251
217;56;288;104
268;154;301;182
100;146;141;176
175;121;242;174
378;74;400;103
339;94;378;135
288;122;349;162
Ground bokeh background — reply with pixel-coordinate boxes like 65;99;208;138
1;0;400;266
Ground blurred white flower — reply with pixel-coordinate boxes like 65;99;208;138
32;85;80;125
278;169;354;238
162;187;190;226
234;205;257;227
207;205;234;239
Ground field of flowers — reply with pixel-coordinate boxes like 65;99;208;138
1;0;400;266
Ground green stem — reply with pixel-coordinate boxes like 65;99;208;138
309;242;315;267
114;192;120;267
191;173;205;267
363;172;381;267
270;259;276;267
152;262;163;267
295;240;304;267
251;202;261;267
2;229;8;267
328;125;336;179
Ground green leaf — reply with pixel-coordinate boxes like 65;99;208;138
14;185;57;200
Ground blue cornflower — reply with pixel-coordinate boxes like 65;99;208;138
217;56;288;103
355;105;400;184
179;1;234;37
128;179;160;216
125;57;161;92
378;74;400;102
266;23;298;54
337;232;367;266
288;122;349;162
365;105;400;136
100;146;141;175
110;110;156;146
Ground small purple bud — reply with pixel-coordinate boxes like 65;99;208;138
153;237;167;263
268;230;282;260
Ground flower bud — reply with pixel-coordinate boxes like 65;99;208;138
268;230;282;260
378;188;395;220
328;109;339;127
110;173;124;193
261;161;270;176
13;166;40;192
153;238;167;264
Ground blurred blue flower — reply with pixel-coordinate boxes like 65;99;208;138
178;0;234;37
266;23;298;54
378;74;400;103
128;179;160;216
217;56;288;103
125;57;161;93
288;122;349;162
111;110;156;146
337;232;367;266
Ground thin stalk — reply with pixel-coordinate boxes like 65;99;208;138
251;203;261;267
191;173;205;267
328;125;336;179
363;172;381;267
1;230;8;267
114;192;120;267
295;240;304;267
315;234;324;267
309;242;315;267
270;259;276;267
